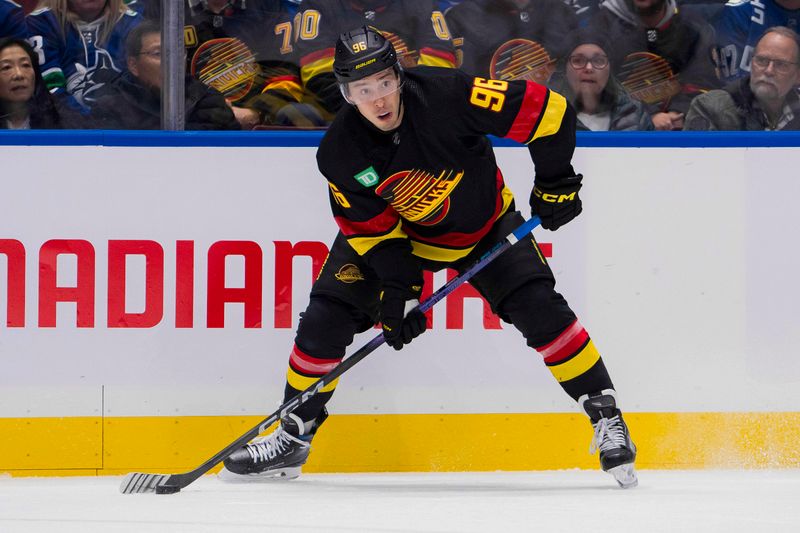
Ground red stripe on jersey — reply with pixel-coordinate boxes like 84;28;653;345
419;47;457;65
538;320;589;364
505;82;548;144
301;47;335;67
289;344;342;375
402;169;508;247
335;205;400;236
266;74;301;85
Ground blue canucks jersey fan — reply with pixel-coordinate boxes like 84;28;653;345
26;0;142;109
713;0;800;83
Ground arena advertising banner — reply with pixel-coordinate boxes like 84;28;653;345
1;143;799;422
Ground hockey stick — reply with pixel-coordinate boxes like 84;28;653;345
120;215;541;494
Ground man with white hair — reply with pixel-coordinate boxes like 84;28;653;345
685;26;800;130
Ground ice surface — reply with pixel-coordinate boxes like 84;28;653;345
0;470;798;532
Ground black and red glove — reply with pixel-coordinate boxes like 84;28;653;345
530;174;583;231
380;284;427;351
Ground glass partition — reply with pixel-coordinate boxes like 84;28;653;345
5;0;799;132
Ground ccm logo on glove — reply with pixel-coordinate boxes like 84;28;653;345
530;174;583;231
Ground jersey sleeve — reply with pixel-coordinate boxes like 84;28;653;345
453;69;576;181
26;8;68;93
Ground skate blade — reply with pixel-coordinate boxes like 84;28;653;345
608;463;638;489
218;465;302;482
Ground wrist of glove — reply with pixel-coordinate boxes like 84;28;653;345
530;174;583;231
380;284;427;351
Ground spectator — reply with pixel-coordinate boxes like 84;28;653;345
589;0;719;130
0;37;76;128
90;21;240;130
294;0;456;117
548;29;654;130
685;26;800;130
713;0;800;84
1;0;28;39
446;0;577;83
26;0;142;109
142;0;326;129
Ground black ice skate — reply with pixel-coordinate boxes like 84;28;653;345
219;409;327;481
579;390;638;489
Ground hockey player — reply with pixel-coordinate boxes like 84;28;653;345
0;0;28;40
26;0;142;109
220;26;638;488
293;0;456;117
713;0;800;83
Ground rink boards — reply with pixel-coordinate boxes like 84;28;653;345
1;133;799;475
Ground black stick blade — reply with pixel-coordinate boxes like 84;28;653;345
119;472;173;494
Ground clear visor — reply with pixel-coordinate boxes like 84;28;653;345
340;67;403;105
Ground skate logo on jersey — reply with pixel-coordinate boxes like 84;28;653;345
376;169;464;226
354;166;379;187
334;264;365;284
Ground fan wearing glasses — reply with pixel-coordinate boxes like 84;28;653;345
685;26;800;131
548;30;653;131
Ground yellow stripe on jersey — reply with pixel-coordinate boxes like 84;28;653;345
418;53;455;69
301;57;334;85
346;220;407;256
262;79;304;102
287;367;339;393
409;185;514;263
411;240;477;262
530;91;567;142
547;340;601;382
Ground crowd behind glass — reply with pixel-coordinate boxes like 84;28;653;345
2;0;799;131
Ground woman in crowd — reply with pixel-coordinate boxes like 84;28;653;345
548;30;654;131
0;37;74;128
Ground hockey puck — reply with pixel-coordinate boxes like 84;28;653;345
155;485;181;494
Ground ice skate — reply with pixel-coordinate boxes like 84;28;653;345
579;390;638;489
219;409;327;481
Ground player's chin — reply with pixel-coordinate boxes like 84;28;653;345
372;112;397;130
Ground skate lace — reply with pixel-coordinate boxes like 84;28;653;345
589;415;627;454
244;429;294;464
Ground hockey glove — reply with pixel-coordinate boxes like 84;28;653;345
380;285;427;351
530;174;583;231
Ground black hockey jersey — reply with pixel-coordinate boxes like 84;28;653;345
295;0;456;114
446;0;578;84
144;0;323;125
317;67;575;276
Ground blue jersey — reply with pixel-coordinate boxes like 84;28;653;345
26;6;142;108
714;0;800;82
0;0;28;40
